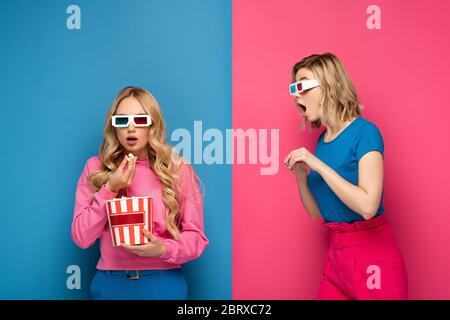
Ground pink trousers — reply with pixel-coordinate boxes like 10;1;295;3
317;214;408;300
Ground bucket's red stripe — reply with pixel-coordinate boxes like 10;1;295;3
110;213;144;226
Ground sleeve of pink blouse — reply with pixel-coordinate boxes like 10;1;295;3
158;163;209;264
71;156;118;249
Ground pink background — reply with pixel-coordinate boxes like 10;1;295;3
233;0;450;299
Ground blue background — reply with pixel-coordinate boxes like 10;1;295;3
0;0;231;299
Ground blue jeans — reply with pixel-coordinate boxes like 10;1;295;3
89;268;188;300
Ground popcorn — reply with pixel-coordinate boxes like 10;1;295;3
126;153;136;162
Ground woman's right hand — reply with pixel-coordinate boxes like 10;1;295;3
105;156;137;193
284;149;311;177
284;155;308;177
286;161;308;177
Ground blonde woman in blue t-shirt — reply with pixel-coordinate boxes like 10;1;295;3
284;53;408;300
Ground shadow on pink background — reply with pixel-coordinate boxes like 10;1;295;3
233;0;450;299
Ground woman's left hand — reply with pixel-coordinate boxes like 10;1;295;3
121;229;166;258
284;147;323;173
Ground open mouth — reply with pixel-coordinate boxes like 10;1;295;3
126;136;138;145
298;103;306;112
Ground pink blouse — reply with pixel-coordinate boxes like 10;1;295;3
71;156;209;270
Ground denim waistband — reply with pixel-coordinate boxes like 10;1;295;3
98;269;179;280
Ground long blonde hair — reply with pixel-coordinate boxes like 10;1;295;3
291;53;363;130
88;86;187;239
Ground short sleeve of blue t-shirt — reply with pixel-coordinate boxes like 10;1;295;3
306;117;385;223
355;122;384;161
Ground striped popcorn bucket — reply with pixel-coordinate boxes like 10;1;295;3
105;196;153;247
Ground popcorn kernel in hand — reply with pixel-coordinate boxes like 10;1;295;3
126;153;136;162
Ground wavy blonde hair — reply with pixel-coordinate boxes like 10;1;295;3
88;86;190;239
291;53;363;130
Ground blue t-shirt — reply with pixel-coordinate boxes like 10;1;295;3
307;117;385;223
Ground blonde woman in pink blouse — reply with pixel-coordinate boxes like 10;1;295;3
72;86;208;300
